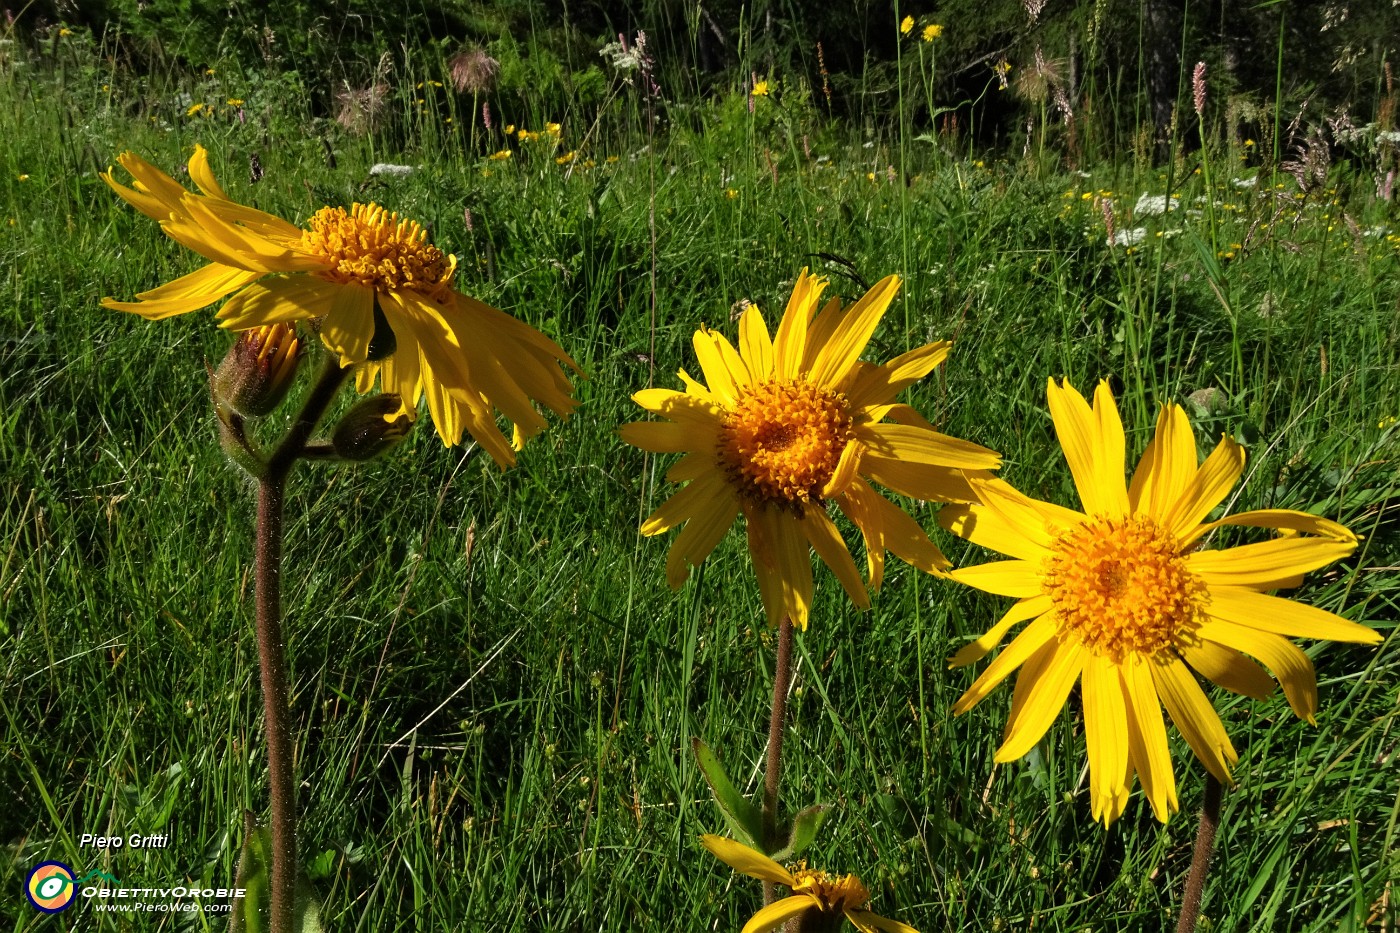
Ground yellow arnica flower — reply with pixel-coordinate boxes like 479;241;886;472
101;145;582;465
701;835;918;933
922;24;942;40
620;270;1000;630
941;379;1382;825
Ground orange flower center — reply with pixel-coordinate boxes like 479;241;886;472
302;203;455;296
1043;514;1206;663
716;379;853;507
790;867;871;913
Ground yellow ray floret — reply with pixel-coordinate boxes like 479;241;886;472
621;269;1000;629
102;145;582;464
940;378;1382;825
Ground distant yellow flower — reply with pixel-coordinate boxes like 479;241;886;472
941;379;1381;825
751;80;770;97
545;122;561;137
701;835;919;933
226;98;244;107
620;269;999;629
101;145;582;464
488;149;513;161
17;174;29;182
922;23;942;40
900;15;914;34
555;150;576;165
517;129;536;143
504;124;516;135
606;155;620;164
725;188;739;199
59;27;73;37
186;102;209;117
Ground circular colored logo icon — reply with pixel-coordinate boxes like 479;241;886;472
25;861;77;913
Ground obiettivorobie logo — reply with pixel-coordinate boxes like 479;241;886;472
24;862;119;914
23;861;243;915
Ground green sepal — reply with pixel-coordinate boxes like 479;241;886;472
691;737;764;847
228;812;325;933
769;803;831;861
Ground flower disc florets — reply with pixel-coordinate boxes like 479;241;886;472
1044;514;1207;663
302;203;455;297
790;867;871;913
716;379;853;508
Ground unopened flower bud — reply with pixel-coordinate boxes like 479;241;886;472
332;395;413;460
214;323;301;416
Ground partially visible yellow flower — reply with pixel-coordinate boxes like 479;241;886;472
504;123;516;135
725;188;739;199
701;835;918;933
620;269;999;629
59;27;73;37
922;23;942;40
941;379;1381;825
545;122;561;137
751;79;770;97
17;174;29;182
226;98;244;107
186;102;209;117
488;149;513;161
517;129;536;143
101;145;583;465
900;15;914;34
606;155;620;164
555;150;576;165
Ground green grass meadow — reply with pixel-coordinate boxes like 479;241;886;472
3;18;1400;932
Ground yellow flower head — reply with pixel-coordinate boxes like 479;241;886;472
545;122;561;137
701;835;918;933
900;15;914;34
101;146;583;466
751;79;770;97
922;24;942;40
488;149;513;161
941;379;1381;825
621;270;1000;629
555;150;576;165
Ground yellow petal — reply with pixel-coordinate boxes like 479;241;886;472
103;263;261;320
862;456;980;504
319;284;375;366
665;488;741;587
846;908;920;933
1158;435;1245;540
837;478;886;589
666;452;711;484
738;303;775;378
1082;653;1131;826
1151;658;1236;783
948;595;1053;668
808;274;899;388
1204;587;1380;644
1128;403;1197;517
1180;640;1276;700
1180;507;1357;550
641;471;731;536
773;270;822;379
698;835;795;887
1196;618;1317;722
631;388;722;424
742;897;820;933
186;144;229;199
799;506;869;609
215;275;331;329
746;505;813;630
861;424;1002;470
692;326;743;403
863;487;951;574
845;341;951;410
939;483;1062;563
947;559;1044;598
821;437;865;498
1046;378;1128;517
620;420;713;453
997;638;1085;761
1120;659;1177;822
1187;536;1359;589
952;612;1058;714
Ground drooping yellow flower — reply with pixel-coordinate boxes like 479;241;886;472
620;270;1000;630
922;24;942;41
701;835;918;933
899;15;914;35
101;145;581;465
941;379;1381;825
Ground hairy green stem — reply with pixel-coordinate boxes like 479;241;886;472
1175;775;1223;933
761;616;795;907
250;360;349;933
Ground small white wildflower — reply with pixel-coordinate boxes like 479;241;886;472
1232;176;1258;189
369;163;415;177
1113;227;1147;246
1133;193;1176;216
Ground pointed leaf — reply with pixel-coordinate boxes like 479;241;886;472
692;737;763;846
770;804;831;860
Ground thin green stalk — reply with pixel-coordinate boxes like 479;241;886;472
761;616;795;906
1175;775;1223;933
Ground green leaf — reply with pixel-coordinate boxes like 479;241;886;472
228;812;324;933
770;804;830;861
691;737;763;847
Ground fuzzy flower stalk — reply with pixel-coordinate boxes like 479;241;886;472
103;145;581;933
940;379;1379;931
